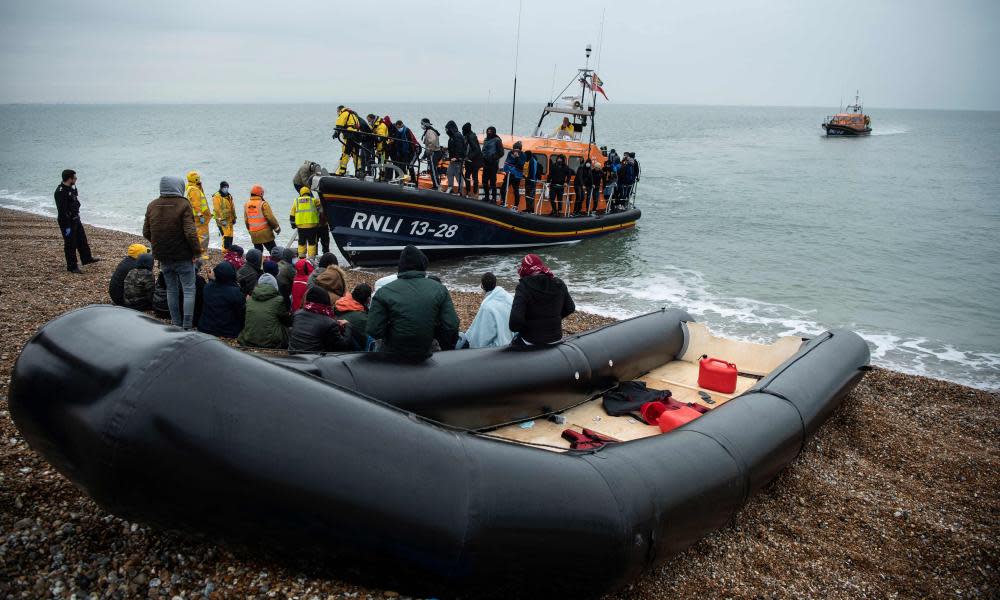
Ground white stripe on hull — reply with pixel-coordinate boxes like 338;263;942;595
341;241;581;252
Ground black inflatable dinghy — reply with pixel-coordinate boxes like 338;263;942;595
10;306;869;598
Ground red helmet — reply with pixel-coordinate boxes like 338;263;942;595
250;184;264;196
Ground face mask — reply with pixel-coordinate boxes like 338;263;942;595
221;187;229;195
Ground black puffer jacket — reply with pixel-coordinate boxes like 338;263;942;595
509;274;575;345
108;256;137;306
199;262;246;338
548;162;572;186
289;309;352;353
462;123;483;161
445;121;467;160
237;249;263;297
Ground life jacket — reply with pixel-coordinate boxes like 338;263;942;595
245;196;270;232
337;109;360;131
293;193;320;228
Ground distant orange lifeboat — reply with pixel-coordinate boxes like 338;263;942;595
822;91;872;136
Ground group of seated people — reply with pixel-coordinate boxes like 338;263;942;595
109;241;576;359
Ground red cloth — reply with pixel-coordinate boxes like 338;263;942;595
223;251;245;271
303;302;335;317
290;260;315;312
518;253;553;278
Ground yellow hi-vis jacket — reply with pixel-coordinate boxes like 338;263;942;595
290;193;321;228
186;184;212;224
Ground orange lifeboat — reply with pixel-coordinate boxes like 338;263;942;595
822;91;872;136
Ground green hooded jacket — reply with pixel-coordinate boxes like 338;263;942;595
238;280;291;348
366;270;459;359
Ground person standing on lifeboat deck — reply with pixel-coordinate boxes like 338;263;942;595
462;122;484;198
501;141;526;207
481;126;504;203
420;118;443;190
212;181;237;250
573;159;594;215
367;114;390;180
547;155;572;216
244;184;281;252
443;120;467;195
289;186;322;259
334;105;361;176
523;151;542;214
185;171;212;260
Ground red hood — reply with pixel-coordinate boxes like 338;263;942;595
294;260;314;279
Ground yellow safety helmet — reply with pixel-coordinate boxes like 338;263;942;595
299;186;311;195
186;171;201;184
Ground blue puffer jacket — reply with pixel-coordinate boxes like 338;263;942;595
198;262;246;338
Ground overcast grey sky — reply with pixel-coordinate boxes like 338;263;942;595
1;0;997;109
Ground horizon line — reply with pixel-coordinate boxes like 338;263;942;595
1;100;998;113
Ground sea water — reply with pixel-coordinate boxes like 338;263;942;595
1;103;998;390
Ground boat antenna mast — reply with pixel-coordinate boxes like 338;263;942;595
510;0;523;136
848;89;862;113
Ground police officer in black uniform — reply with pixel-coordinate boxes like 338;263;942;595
55;169;100;273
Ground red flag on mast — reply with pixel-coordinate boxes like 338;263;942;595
590;73;609;101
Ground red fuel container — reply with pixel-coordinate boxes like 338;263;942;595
656;405;702;433
698;356;738;394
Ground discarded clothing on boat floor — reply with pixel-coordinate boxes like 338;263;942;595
602;380;671;416
561;428;620;450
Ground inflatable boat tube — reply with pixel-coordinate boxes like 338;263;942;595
267;308;693;429
10;306;869;598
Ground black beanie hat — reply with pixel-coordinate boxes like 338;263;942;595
306;286;331;305
398;245;429;273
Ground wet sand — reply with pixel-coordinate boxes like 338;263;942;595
1;207;997;599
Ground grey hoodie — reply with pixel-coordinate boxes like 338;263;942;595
257;273;279;290
160;176;185;197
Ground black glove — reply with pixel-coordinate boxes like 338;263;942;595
289;216;297;229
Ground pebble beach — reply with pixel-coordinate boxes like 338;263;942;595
0;207;997;599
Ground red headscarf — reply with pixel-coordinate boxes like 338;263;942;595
518;254;553;278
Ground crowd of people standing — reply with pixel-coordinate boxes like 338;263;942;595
330;107;640;215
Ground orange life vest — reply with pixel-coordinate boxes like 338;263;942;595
246;197;269;232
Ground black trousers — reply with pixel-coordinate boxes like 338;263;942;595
61;219;93;270
318;226;330;253
464;159;483;195
253;240;277;252
428;150;444;188
216;225;233;250
551;184;565;215
574;185;590;214
502;177;521;206
524;180;536;213
483;162;499;200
